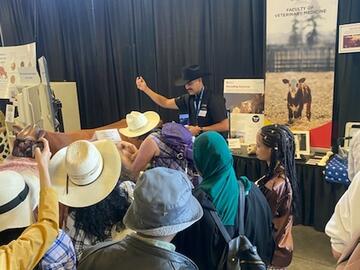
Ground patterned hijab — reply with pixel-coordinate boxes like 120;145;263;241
349;131;360;181
193;132;239;225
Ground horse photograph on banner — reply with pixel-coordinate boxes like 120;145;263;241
265;0;338;148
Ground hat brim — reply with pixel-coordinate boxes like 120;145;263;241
49;140;121;208
123;194;203;236
0;173;39;232
174;72;211;87
119;111;160;138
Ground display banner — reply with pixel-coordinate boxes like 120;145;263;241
0;43;36;98
265;0;338;148
224;79;264;145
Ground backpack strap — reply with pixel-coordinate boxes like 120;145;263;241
237;181;245;236
209;181;245;242
209;208;232;243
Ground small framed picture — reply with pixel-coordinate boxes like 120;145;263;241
339;23;360;54
292;130;310;156
344;122;360;149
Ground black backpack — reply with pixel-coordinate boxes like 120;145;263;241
209;181;267;270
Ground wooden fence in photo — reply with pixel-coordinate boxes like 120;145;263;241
266;46;335;72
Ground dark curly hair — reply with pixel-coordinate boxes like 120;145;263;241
259;124;300;217
72;183;130;241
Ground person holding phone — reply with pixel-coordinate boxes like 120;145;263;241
0;138;61;270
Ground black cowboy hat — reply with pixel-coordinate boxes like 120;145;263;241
174;65;211;86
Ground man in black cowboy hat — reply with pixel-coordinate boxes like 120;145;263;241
136;64;229;137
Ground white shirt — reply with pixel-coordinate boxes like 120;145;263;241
348;131;360;181
325;171;360;254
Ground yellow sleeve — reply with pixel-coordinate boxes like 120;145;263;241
0;187;59;270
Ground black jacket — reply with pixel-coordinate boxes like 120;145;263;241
172;183;275;269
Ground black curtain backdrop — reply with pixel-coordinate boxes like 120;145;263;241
0;0;358;141
332;0;360;148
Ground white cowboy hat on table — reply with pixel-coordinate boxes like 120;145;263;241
119;111;160;138
49;139;121;208
0;170;39;232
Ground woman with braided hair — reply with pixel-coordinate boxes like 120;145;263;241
255;124;299;269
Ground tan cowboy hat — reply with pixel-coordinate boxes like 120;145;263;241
49;140;121;208
119;111;160;138
0;170;39;232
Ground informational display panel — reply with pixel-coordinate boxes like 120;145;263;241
265;0;338;148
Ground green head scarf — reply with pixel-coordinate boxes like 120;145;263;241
194;131;240;225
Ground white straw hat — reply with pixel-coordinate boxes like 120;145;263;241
49;140;121;208
0;170;39;232
119;111;160;138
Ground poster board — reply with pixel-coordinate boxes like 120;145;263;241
0;43;37;98
224;79;264;145
265;0;338;149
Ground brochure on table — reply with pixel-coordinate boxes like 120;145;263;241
224;79;264;147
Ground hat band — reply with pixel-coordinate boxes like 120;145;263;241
0;183;29;214
68;155;104;186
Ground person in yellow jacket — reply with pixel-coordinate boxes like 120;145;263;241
0;138;59;270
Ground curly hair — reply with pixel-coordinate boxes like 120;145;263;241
259;124;300;217
72;183;130;241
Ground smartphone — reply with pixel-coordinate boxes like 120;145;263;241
12;139;44;158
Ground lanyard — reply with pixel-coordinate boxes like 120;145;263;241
193;88;204;123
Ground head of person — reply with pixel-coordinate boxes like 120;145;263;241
193;131;241;226
175;65;210;96
348;131;360;181
256;124;299;213
0;170;39;245
72;182;130;241
49;139;125;239
123;167;203;241
119;111;160;140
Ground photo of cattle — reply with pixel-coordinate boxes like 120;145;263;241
266;0;337;132
225;93;264;114
265;72;333;130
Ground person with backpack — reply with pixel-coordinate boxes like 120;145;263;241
172;131;275;269
119;111;199;185
135;64;229;138
255;124;300;269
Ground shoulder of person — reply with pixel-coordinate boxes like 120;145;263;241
175;93;190;102
78;239;124;268
193;188;216;211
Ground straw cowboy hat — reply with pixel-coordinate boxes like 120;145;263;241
175;64;211;86
124;167;203;236
49;140;121;208
0;170;39;232
119;111;160;138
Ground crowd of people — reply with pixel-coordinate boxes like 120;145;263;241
0;65;358;270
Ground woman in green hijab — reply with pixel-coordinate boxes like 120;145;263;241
173;131;274;269
194;131;242;225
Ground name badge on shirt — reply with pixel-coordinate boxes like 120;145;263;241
198;110;207;117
